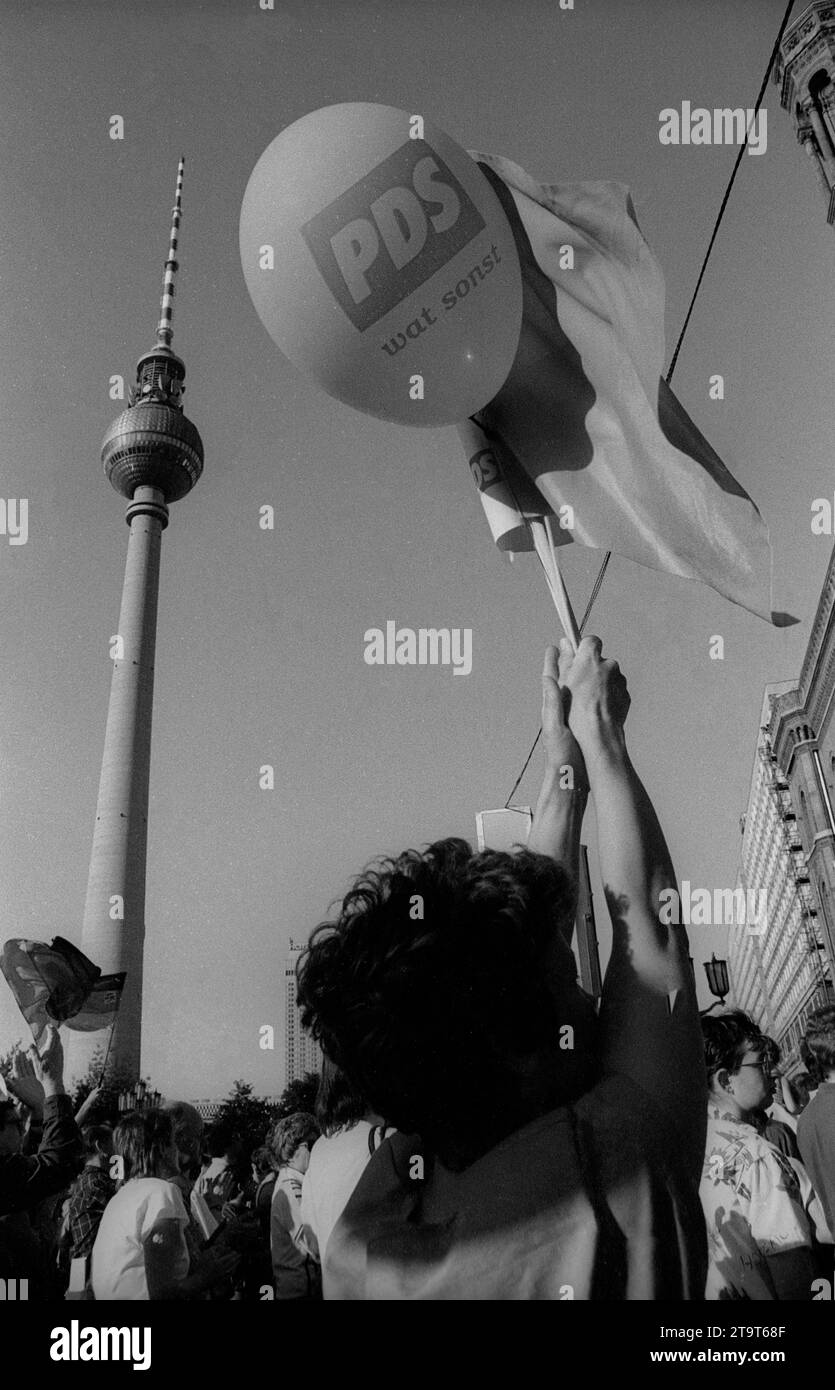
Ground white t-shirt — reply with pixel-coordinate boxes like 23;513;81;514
325;1078;705;1300
91;1177;190;1301
301;1124;390;1269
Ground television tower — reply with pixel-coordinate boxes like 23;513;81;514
69;160;204;1084
774;2;835;224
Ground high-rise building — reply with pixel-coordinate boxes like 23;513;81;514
284;940;322;1088
774;2;835;224
729;685;831;1064
68;161;203;1084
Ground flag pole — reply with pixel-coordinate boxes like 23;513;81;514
97;1014;118;1088
530;517;580;651
543;515;581;646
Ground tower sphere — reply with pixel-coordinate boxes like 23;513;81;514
101;398;204;503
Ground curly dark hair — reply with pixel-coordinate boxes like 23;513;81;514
702;1009;766;1082
297;838;582;1169
803;1004;835;1079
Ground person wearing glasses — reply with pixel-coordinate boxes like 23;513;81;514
700;1010;827;1299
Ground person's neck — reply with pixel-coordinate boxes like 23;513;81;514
85;1155;103;1169
711;1091;748;1123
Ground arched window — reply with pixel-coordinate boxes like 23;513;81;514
810;69;832;102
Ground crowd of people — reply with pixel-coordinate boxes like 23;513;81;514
2;636;835;1299
0;1033;395;1300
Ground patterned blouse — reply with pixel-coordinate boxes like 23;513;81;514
699;1103;816;1300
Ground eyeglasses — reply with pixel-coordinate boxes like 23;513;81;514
738;1059;771;1076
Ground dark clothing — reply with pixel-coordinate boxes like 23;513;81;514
65;1165;115;1259
764;1117;801;1162
239;1172;277;1301
254;1172;276;1236
0;1210;43;1286
797;1082;835;1240
0;1095;82;1217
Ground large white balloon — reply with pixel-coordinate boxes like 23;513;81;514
240;103;523;426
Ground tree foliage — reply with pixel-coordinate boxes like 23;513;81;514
272;1071;320;1123
211;1079;276;1157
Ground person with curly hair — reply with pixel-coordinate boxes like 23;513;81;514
297;637;707;1300
699;1010;827;1300
797;1004;835;1240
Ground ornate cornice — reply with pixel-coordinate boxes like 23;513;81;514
768;688;806;771
776;5;835;106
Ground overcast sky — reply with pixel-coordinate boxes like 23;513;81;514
1;0;832;1098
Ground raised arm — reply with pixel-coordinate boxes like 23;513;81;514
0;1027;82;1217
527;646;589;942
560;636;706;1160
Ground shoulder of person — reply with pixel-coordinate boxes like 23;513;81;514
746;1134;799;1193
138;1176;188;1219
350;1130;423;1196
285;1169;304;1198
273;1168;299;1199
801;1087;833;1121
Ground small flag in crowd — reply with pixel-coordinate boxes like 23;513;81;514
459;152;794;626
0;936;124;1044
68;974;126;1033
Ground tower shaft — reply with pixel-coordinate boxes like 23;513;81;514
72;487;168;1083
68;159;202;1089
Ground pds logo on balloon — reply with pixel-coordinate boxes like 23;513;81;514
239;103;523;426
301;140;486;331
